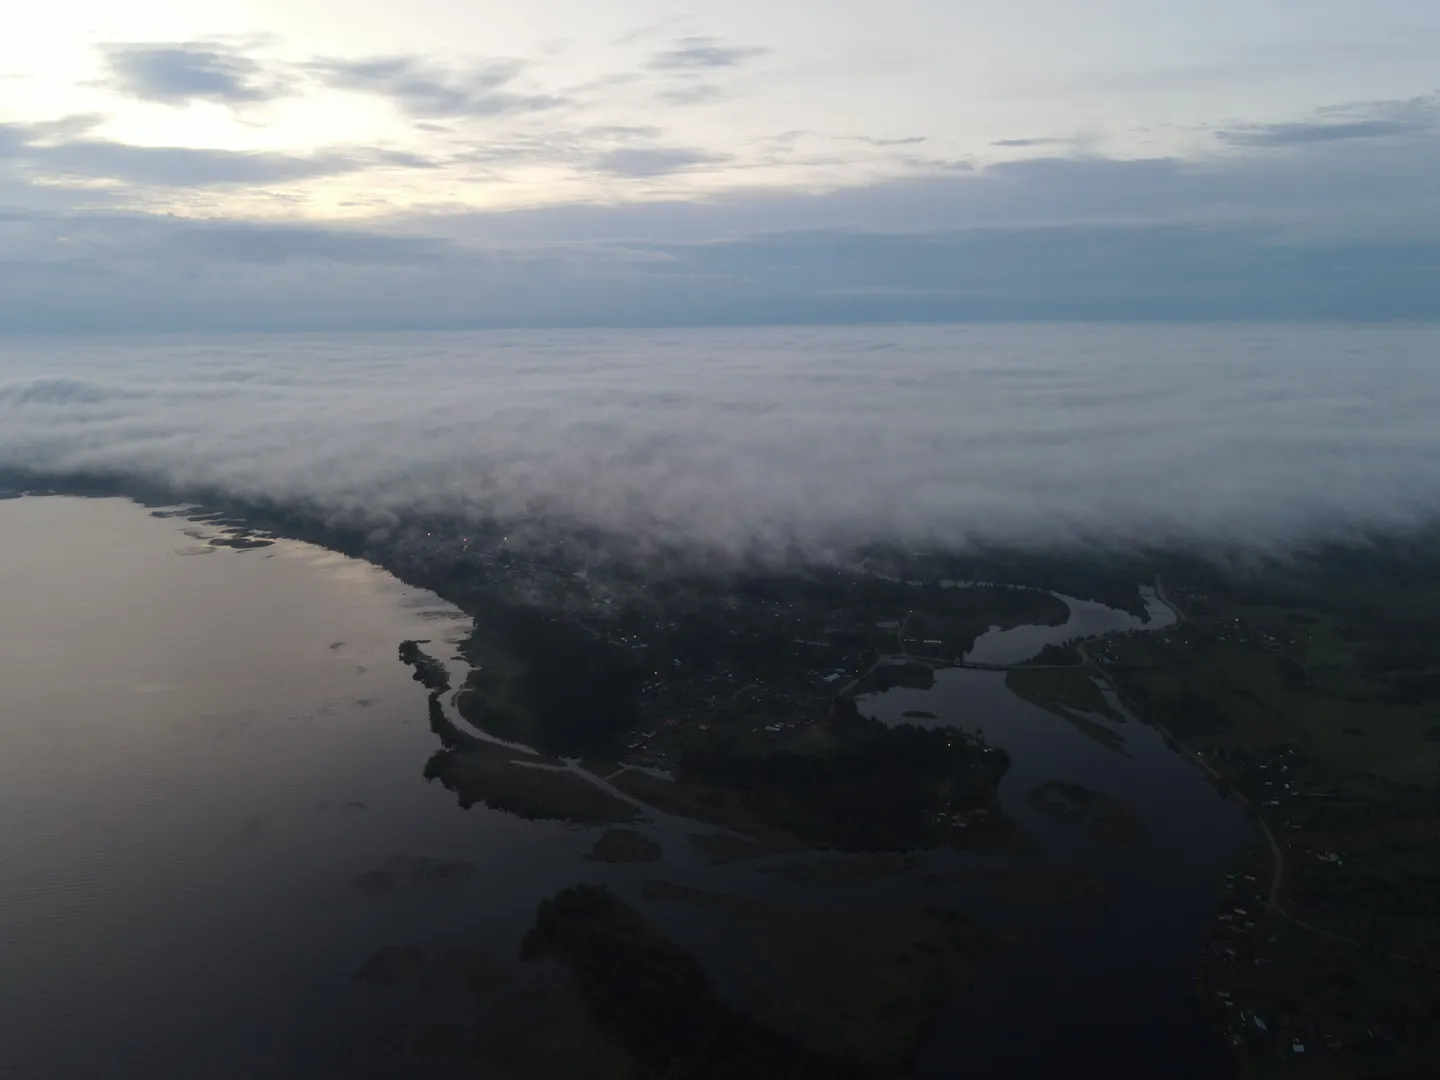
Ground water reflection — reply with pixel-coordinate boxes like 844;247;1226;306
0;497;563;1079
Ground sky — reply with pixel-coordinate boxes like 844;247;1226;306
2;1;1439;328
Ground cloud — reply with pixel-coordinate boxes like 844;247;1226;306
33;142;382;188
1216;93;1439;147
592;146;727;177
851;135;928;147
2;204;1437;338
992;138;1066;148
159;219;454;264
3;89;1439;321
646;36;768;71
2;318;1439;562
100;41;293;105
0;117;430;188
655;84;724;106
447;125;681;174
308;54;567;118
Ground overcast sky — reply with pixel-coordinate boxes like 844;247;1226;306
2;1;1438;328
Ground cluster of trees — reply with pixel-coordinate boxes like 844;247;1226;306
1025;641;1082;666
460;602;646;757
677;708;1004;850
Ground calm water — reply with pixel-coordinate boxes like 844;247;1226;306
0;497;597;1079
860;668;1251;1077
0;494;1250;1078
964;584;1177;665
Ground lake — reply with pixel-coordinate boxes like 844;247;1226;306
0;496;601;1078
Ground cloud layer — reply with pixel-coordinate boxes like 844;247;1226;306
2;324;1438;559
101;41;293;105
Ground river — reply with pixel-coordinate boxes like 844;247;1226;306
858;665;1251;1076
962;584;1178;666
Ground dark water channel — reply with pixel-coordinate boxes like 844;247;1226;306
0;496;1251;1079
961;582;1177;665
859;665;1251;1077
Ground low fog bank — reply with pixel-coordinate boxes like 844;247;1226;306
1;323;1437;562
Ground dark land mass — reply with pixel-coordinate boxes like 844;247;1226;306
423;732;638;825
398;639;451;693
1021;641;1083;666
521;882;992;1078
606;699;1011;854
418;678;638;825
521;884;863;1080
640;881;992;1072
344;942;639;1079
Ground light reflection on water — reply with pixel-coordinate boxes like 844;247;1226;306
0;497;575;1079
